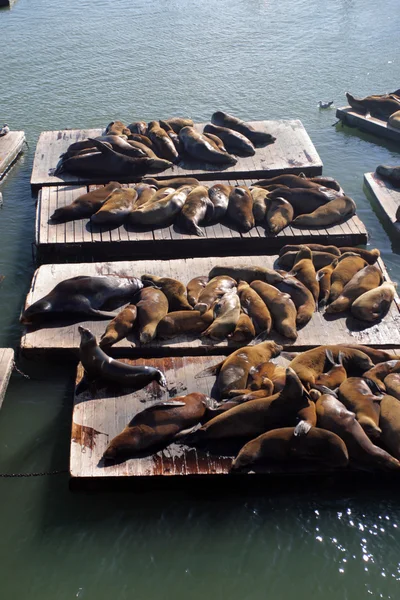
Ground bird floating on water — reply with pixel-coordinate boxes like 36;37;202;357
0;124;10;137
318;101;334;109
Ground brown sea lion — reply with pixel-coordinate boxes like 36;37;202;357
167;130;184;154
326;265;383;314
136;287;169;344
129;185;193;227
379;395;400;459
208;265;283;285
103;393;208;460
306;177;343;193
128;133;152;147
99;304;137;348
50;181;122;223
316;393;399;469
126;140;157;159
203;123;256;155
317;259;339;307
226;389;273;403
202;291;241;340
179;126;237;165
250;280;297;339
159;118;194;133
292;196;356;228
194;276;237;314
211;111;276;146
389;110;400;130
187;276;209;307
279;244;341;257
105;120;131;136
363;360;400;392
230;312;256;343
147;120;179;162
338;247;380;264
227;187;255;232
346;92;400;118
208;184;231;221
338;377;383;439
157;310;213;339
142;177;200;189
275;275;315;327
202;132;227;153
278;250;338;271
248;362;286;393
266;197;294;233
287;246;319;304
253;174;335;191
231;426;349;472
133;183;157;208
238;280;272;334
250;187;270;223
268;188;332;216
376;165;400;189
351;282;396;322
127;121;148;135
140;274;192;312
329;254;367;303
178;185;214;236
314;351;347;389
91;187;137;226
384;373;400;400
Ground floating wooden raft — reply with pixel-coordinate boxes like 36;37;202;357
30;120;323;189
21;255;400;358
364;172;400;235
336;107;400;143
0;132;25;180
0;349;14;409
35;180;368;264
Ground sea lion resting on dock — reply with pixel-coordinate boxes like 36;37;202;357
346;92;400;118
50;181;122;223
179;126;237;165
350;282;396;322
376;165;400;189
211;111;276;147
91;187;138;226
100;304;137;348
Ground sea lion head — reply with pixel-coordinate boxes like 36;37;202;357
20;299;52;325
154;369;167;388
78;325;97;347
102;429;142;461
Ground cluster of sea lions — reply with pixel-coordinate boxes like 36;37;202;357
53;111;275;179
346;89;400;128
49;173;356;234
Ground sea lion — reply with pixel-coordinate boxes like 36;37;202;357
314;352;347;389
91;187;137;226
248;362;286;392
127;133;152;147
207;184;231;221
230;312;256;343
379;395;400;459
147;120;179;162
105;120;131;136
316;393;399;470
384;373;400;400
127;121;148;135
129;185;193;227
338;377;383;438
306;176;343;193
227;187;255;232
159;118;194;133
268;188;332;216
78;326;166;390
202;132;227;153
194;276;237;314
157;310;213;339
326;265;383;314
136;287;169;344
211;111;276;146
266;198;294;233
250;187;270;223
64;135;147;159
179;126;237;165
328;254;367;303
140;274;193;311
351;282;396;322
253;174;335;191
21;275;143;325
278;250;338;271
186;276;209;307
231;426;349;472
203;123;256;155
50;181;122;223
99;304;137;348
287;246;319;304
134;183;157;208
126;140;157;159
227;388;273;403
103;393;208;460
238;280;272;334
346;92;400;118
292;196;356;228
208;265;283;285
317;259;339;307
250;280;297;339
178;185;214;236
363;360;400;392
202;291;241;340
167;130;184;154
279;244;341;257
142;177;200;189
389;110;400;129
338;247;380;264
377;165;400;190
274;275;315;327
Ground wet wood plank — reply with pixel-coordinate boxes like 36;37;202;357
0;349;14;409
0;132;25;180
20;255;400;358
336;107;400;142
364;172;400;235
30;120;323;189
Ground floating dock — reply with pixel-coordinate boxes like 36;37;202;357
0;132;25;180
34;180;368;264
30;120;323;189
0;349;14;408
336;107;400;143
364;172;400;235
20;255;400;358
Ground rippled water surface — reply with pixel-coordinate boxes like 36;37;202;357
1;0;400;598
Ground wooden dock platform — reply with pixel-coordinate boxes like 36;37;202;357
34;180;368;264
20;255;400;358
0;132;25;180
0;349;14;409
30;120;323;189
336;107;400;143
364;172;400;235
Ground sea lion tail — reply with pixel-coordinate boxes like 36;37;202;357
195;360;224;379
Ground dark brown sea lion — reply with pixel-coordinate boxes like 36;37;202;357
326;265;383;314
230;312;256;343
376;165;400;188
187;276;209;307
203;123;256;155
379;395;400;459
266;197;294;233
126;140;157;159
208;265;283;285
179;126;237;165
202;291;241;340
21;276;143;325
129;185;193;227
140;274;193;311
91;187;137;226
238;280;272;334
105;120;131;136
351;283;396;322
208;184;232;221
227;186;255;232
279;243;341;257
157;310;213;339
194;276;237;314
134;183;157;208
250;280;297;339
136;287;169;344
231;426;349;472
127;133;152;147
50;181;122;223
329;254;367;303
363;360;400;392
274;275;315;327
211;111;276;146
178;185;214;236
142;177;200;189
278;250;338;271
103;393;208;460
384;373;400;400
346;92;400;118
287;246;319;304
306;176;343;193
338;247;380;264
268;188;332;216
292;196;356;228
251;187;270;223
253;174;335;191
317;259;339;308
338;377;383;438
127;121;148;135
202;132;227;153
159;118;194;133
99;304;137;348
147;120;179;162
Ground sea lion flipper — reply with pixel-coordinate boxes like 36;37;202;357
86;307;119;319
294;420;312;436
195;360;224;378
148;401;187;409
325;348;336;366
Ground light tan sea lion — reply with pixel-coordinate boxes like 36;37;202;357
384;373;400;400
140;274;193;311
208;184;231;221
157;310;213;339
279;244;341;257
208;265;283;285
363;360;400;392
50;181;122;223
129;185;192;227
127;121;147;135
317;259;339;307
275;275;315;327
379;395;400;459
136;287;169;344
103;393;209;460
142;177;200;189
251;187;270;223
203;123;256;156
278;250;338;271
134;183;157;208
147;120;179;162
338;377;383;439
292;196;356;228
159;118;194;133
328;254;367;303
187;276;209;307
351;282;396;322
268;188;331;215
266;197;294;233
202;291;241;340
211;111;276;146
238;280;272;334
314;352;347;389
91;187;138;226
248;362;286;393
194;276;237;314
326;265;383;314
227;187;255;232
231;426;349;471
287;246;319;304
179;126;237;165
250;280;297;339
338;247;380;264
178;185;214;236
105;120;131;136
230;312;256;343
227;389;273;403
99;304;137;348
346;92;400;118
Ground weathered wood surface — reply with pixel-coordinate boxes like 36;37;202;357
30;120;323;189
35;180;368;264
20;255;400;358
0;132;25;179
336;107;400;143
0;349;14;409
364;172;400;235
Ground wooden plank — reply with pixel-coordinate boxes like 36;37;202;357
364;172;400;235
336;107;400;143
30;120;323;189
0;349;14;409
20;255;400;358
0;132;25;180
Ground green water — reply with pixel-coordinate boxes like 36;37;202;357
1;0;400;597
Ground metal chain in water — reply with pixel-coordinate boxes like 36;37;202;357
0;469;68;478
